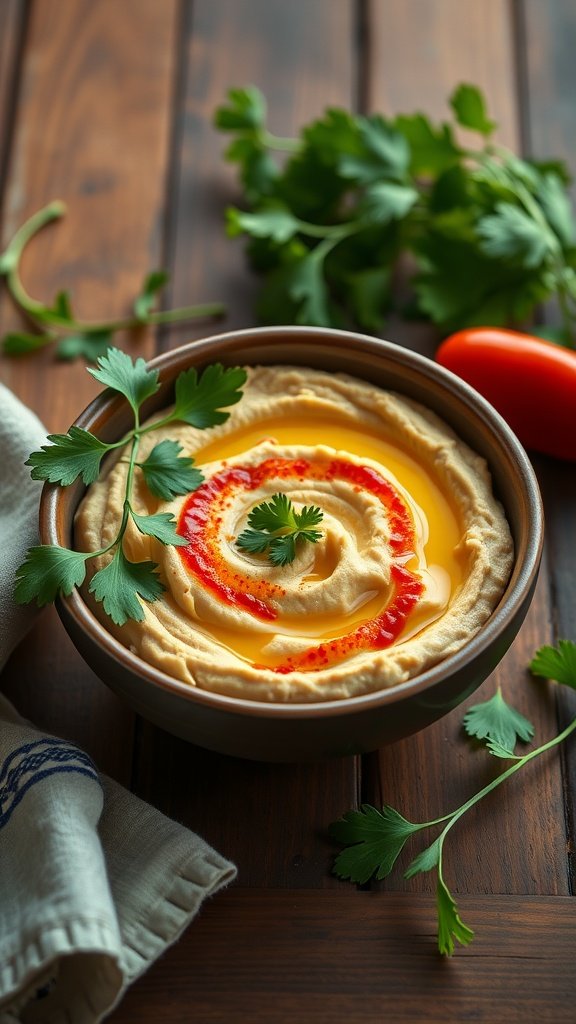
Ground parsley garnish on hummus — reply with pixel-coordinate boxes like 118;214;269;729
236;492;324;566
14;348;246;625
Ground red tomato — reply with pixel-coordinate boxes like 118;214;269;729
435;327;576;461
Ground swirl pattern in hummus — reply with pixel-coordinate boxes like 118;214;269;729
75;365;514;702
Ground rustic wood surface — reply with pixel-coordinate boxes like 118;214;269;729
0;1;574;1020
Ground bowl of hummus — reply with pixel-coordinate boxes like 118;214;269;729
42;326;543;761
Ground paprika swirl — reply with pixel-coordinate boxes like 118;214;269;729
177;452;430;673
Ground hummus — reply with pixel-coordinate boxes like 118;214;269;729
75;365;514;702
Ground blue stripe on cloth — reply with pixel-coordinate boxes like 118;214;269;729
0;738;100;829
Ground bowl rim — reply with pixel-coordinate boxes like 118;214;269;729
43;325;544;720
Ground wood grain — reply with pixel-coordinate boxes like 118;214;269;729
0;0;26;200
158;0;357;344
133;738;359;887
112;889;576;1023
521;0;576;892
366;0;519;147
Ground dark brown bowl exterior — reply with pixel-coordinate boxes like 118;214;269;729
43;327;543;761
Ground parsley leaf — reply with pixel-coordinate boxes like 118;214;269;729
55;330;113;362
537;173;575;248
477;202;554;268
403;835;442;877
393;113;461;175
26;426;110;486
133;270;169;321
236;492;324;566
436;878;475;957
14;546;89;605
89;348;160;414
358;183;419;225
89;547;164;625
288;252;332;326
484;738;521;760
530;639;576;688
450;83;496;136
344;266;392;333
267;534;298;567
130;510;188;547
330;805;422;883
138;440;203;500
167;363;247;429
339;116;410;184
463;686;534;752
226;204;301;244
3;332;52;355
224;137;279;202
214;85;267;132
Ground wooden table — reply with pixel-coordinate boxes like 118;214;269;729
1;1;575;1020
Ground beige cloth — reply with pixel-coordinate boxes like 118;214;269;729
0;382;236;1023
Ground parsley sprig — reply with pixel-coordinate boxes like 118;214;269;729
15;348;246;624
215;83;576;347
0;201;225;360
329;640;576;955
236;492;323;566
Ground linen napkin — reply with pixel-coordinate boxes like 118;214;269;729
0;382;237;1023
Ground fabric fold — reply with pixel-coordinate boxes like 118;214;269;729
0;383;236;1023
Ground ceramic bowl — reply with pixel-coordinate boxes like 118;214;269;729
42;326;543;761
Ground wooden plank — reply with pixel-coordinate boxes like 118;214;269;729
132;0;361;884
520;0;576;175
158;0;358;344
133;739;359;887
520;0;576;891
0;0;26;197
366;0;519;145
111;889;576;1023
0;0;180;776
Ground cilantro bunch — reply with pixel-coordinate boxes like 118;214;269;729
329;640;576;955
15;348;246;624
215;84;576;346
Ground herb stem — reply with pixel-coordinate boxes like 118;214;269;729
438;715;576;845
260;129;299;153
0;200;226;357
1;202;67;324
296;219;359;241
0;199;66;274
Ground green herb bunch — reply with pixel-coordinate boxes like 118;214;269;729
15;348;246;624
329;640;576;955
0;201;225;360
215;84;576;347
